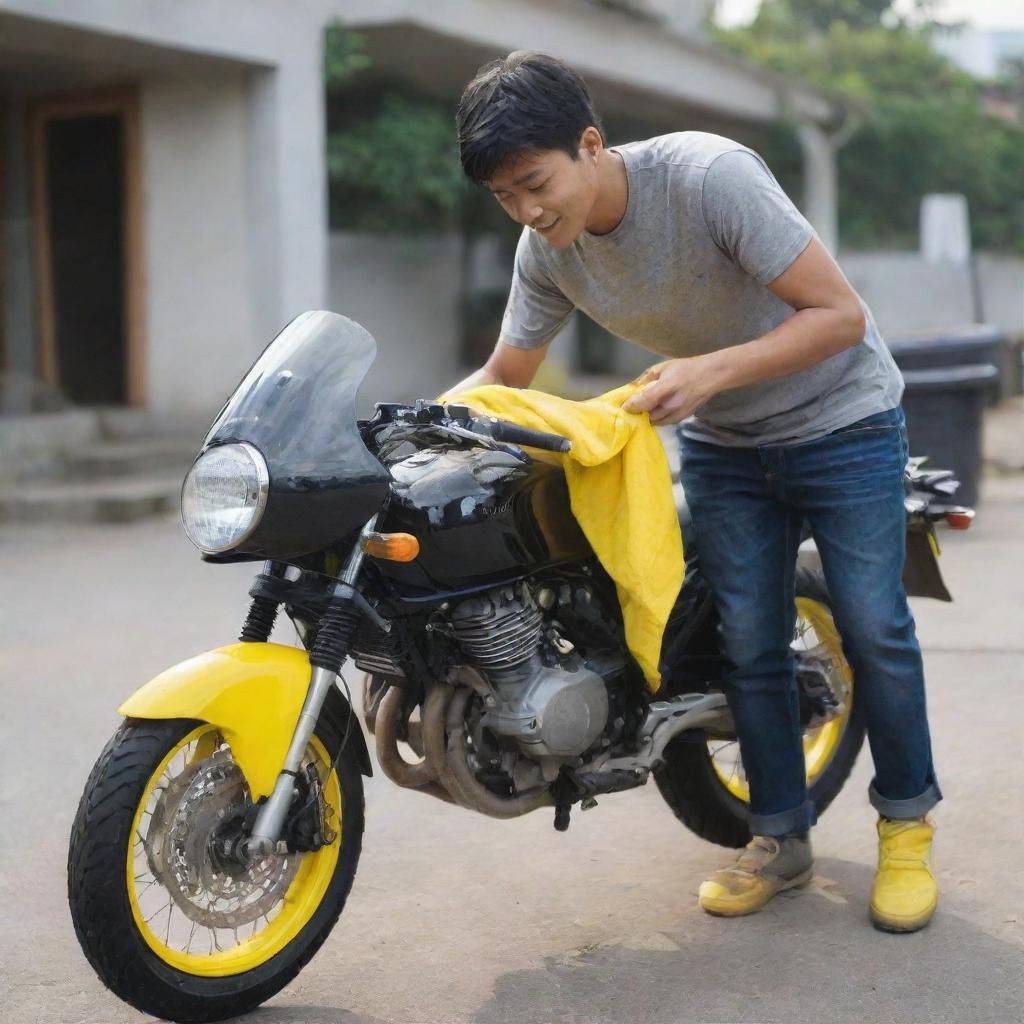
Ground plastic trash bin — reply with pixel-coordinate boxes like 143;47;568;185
900;364;999;506
888;324;1006;404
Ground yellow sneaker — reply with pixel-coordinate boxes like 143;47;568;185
698;834;813;917
870;816;938;933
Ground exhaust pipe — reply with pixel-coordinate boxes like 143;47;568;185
374;684;454;804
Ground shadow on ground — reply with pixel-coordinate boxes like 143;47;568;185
253;858;1022;1024
469;858;1023;1024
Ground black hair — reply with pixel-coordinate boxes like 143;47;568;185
456;51;605;185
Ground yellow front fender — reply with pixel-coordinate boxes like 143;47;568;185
119;642;320;799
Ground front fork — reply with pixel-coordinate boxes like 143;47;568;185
244;516;379;858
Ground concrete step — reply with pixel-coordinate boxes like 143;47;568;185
62;438;196;481
0;473;184;524
0;410;102;482
95;406;170;440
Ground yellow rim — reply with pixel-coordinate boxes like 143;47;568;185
710;597;854;802
127;724;341;977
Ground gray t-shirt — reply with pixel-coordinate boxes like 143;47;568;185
500;132;903;446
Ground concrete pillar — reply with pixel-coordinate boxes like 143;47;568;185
246;28;328;347
142;69;259;425
795;120;839;255
920;193;971;265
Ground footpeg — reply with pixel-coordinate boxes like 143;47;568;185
575;767;649;795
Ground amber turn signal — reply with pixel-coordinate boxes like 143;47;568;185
364;531;420;561
945;511;974;530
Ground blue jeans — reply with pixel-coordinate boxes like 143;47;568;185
678;407;942;835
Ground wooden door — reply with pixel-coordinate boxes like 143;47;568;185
30;89;143;406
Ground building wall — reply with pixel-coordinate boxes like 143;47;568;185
840;252;976;335
140;68;260;429
244;35;330;345
326;231;599;409
976;253;1024;339
0;64;272;425
328;232;465;413
0;1;329;426
139;38;329;429
840;251;1024;339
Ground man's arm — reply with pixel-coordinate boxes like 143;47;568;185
623;238;866;424
445;339;550;398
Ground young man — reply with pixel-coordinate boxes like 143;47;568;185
450;51;941;931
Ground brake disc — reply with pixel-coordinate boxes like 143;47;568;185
145;748;300;929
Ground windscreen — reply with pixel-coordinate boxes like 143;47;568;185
206;310;386;484
201;311;391;560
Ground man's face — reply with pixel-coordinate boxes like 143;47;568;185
486;140;599;250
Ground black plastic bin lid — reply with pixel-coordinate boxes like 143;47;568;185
888;324;1006;351
901;364;1000;391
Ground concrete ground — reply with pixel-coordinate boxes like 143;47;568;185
2;459;1023;1023
986;395;1024;473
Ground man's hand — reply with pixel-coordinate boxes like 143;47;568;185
622;239;867;426
622;356;727;425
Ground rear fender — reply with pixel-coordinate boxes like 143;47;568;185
903;525;953;602
118;642;371;798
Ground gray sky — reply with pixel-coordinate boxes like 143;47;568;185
715;0;1024;29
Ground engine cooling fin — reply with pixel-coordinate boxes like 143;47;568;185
449;585;542;672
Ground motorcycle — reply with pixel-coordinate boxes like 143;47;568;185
68;311;973;1022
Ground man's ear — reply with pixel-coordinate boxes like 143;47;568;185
579;125;602;161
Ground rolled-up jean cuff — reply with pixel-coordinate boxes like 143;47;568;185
869;780;942;819
747;799;817;837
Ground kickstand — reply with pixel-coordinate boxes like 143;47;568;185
553;801;571;832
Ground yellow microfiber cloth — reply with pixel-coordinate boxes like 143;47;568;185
451;383;684;691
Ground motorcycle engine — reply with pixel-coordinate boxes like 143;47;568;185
448;583;610;775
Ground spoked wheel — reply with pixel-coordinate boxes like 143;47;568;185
68;717;363;1022
655;567;866;848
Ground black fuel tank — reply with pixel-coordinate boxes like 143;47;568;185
377;445;592;599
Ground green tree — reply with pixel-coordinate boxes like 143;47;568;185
711;2;1024;252
788;0;892;31
323;23;371;87
324;24;485;233
327;94;468;231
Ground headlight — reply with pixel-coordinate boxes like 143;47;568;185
181;443;269;554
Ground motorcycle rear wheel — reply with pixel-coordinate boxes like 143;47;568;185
654;567;866;848
68;715;363;1023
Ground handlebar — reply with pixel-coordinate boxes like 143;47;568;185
468;416;572;454
369;402;573;454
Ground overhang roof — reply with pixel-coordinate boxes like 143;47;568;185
0;0;285;69
335;0;842;128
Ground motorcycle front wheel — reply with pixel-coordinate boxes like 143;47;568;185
654;566;866;848
68;715;363;1023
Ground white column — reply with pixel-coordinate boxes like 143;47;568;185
920;194;971;265
246;29;328;347
795;120;839;255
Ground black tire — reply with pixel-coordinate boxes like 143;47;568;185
654;566;866;848
68;715;364;1023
